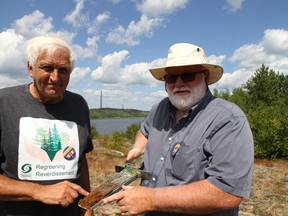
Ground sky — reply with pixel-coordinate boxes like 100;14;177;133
0;0;288;111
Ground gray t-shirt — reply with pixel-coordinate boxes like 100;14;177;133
0;84;93;216
141;90;254;216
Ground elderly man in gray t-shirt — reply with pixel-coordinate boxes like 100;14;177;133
104;43;254;216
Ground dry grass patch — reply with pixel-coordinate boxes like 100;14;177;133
87;141;288;216
240;159;288;216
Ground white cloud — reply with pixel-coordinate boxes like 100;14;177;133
78;36;100;59
65;0;110;37
71;43;97;59
207;55;226;66
0;74;29;89
87;12;110;34
64;0;88;28
231;29;288;71
231;44;270;68
137;0;189;17
91;50;129;83
261;29;288;54
149;58;167;69
224;0;245;13
122;62;160;86
0;10;94;89
90;49;227;89
106;15;164;46
0;29;27;80
12;10;53;38
91;50;163;86
148;90;167;99
219;28;288;91
218;68;253;89
69;67;91;87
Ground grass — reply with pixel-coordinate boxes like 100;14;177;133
240;159;288;216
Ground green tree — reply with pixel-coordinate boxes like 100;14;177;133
243;65;288;158
244;64;288;107
231;88;250;112
215;64;288;159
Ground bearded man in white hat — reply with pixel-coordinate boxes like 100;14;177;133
104;43;254;216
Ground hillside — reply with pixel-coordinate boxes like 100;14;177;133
90;108;149;119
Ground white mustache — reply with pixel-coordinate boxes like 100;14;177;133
172;87;192;94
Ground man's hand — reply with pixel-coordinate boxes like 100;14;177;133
126;148;143;162
34;180;89;207
103;185;155;215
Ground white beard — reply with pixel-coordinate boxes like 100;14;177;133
167;82;207;111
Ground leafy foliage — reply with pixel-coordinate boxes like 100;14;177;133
215;64;288;159
91;123;141;151
90;125;100;139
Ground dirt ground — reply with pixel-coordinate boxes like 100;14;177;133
239;159;288;216
86;145;288;216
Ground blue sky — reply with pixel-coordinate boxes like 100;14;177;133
0;0;288;111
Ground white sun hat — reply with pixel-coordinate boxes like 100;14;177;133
149;43;224;85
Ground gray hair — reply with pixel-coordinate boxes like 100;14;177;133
25;35;76;70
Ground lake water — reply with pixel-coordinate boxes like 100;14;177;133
90;117;145;135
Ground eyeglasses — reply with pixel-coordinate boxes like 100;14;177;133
164;70;206;84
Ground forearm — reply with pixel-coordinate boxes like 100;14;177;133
126;130;148;161
133;130;147;153
0;174;89;207
0;174;41;201
151;179;242;214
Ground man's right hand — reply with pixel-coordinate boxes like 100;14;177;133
33;180;89;207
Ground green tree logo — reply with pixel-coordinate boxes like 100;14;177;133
34;123;63;161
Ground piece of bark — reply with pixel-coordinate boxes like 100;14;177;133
78;182;118;209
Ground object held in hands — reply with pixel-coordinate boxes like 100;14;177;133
78;160;150;210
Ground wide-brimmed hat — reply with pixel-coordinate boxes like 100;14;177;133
149;43;223;85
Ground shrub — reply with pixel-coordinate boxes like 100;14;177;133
125;123;141;142
91;125;100;139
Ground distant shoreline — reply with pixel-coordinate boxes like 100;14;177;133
89;108;149;119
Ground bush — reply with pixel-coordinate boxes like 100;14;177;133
216;65;288;159
125;123;141;142
249;105;288;159
106;131;126;150
91;125;100;139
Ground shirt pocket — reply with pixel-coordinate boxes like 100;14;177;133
170;144;204;182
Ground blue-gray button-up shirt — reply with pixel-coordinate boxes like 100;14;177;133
141;90;254;216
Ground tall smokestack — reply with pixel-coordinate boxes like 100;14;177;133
100;90;102;109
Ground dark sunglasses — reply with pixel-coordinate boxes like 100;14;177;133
164;70;206;84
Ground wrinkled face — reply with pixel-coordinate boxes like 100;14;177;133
165;66;208;111
27;48;72;104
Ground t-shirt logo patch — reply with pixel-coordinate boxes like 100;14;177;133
18;117;79;181
63;146;76;160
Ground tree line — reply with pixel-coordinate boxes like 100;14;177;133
214;64;288;159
